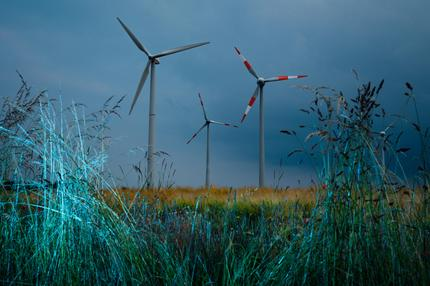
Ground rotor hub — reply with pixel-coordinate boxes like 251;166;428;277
257;77;265;86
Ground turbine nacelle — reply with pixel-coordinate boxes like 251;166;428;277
150;57;160;65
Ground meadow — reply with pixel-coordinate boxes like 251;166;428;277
0;75;429;285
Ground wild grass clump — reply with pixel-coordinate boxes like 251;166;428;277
0;76;149;284
274;80;430;284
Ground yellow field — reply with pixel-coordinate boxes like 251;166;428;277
105;186;420;214
111;187;318;205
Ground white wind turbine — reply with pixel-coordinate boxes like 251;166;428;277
234;47;307;188
117;17;209;188
186;93;238;189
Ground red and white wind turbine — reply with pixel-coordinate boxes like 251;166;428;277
234;47;307;188
187;93;238;189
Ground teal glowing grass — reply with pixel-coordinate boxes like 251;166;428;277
0;75;428;284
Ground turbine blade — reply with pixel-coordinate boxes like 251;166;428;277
153;41;210;58
264;75;308;82
198;93;208;121
129;61;151;115
241;86;260;123
186;122;208;144
117;17;151;57
234;47;258;79
210;120;239;128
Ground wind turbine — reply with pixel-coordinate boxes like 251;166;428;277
187;93;238;189
117;17;209;188
234;47;307;188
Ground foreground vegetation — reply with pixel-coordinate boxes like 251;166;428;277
0;75;429;284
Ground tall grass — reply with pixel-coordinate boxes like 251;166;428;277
0;75;428;285
0;77;147;284
276;80;429;284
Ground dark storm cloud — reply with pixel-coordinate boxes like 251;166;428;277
1;0;429;187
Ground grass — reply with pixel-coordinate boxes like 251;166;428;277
0;75;429;285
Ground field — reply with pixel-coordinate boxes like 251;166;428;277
0;77;429;285
107;186;419;219
112;187;317;206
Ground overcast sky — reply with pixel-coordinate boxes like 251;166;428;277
1;0;429;188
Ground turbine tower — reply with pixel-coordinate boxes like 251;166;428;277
234;47;307;188
117;17;209;188
187;93;238;189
